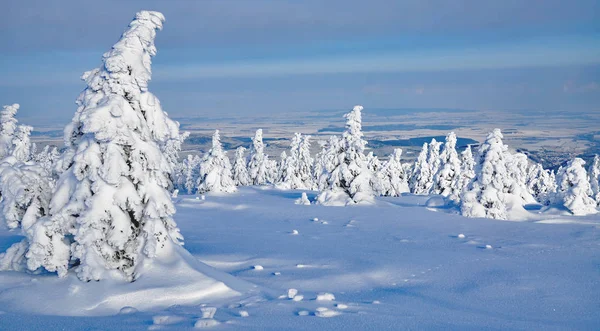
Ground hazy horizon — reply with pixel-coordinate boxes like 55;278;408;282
1;0;599;122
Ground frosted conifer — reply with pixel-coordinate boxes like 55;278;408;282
197;130;236;193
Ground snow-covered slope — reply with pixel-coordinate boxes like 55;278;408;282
0;187;598;329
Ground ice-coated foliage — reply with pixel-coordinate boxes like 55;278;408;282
11;125;33;163
1;11;186;281
410;143;431;195
459;145;475;191
427;138;442;184
554;158;598;215
315;136;343;190
0;104;35;163
317;105;375;205
376;149;409;197
0;104;19;159
526;163;556;205
232;147;250;186
461;129;512;219
506;152;536;205
278;133;314;189
247;129;275;185
197;130;236;194
33;145;61;178
180;155;201;194
432;132;462;199
589;155;600;206
0;157;53;232
0;157;55;274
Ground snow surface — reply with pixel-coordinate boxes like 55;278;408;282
0;187;599;329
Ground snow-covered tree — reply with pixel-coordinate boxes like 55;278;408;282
526;163;556;205
589;155;600;205
298;135;314;189
1;11;185;281
376;148;409;196
459;145;475;191
247;129;275;185
33;145;61;177
315;136;342;190
554;158;598;215
461;129;512;219
278;133;314;190
432;132;462;199
0;104;19;159
0;157;53;231
180;154;201;194
163;131;189;188
506;152;535;204
427;138;442;182
197;130;236;194
317;105;375;205
410;143;431;195
11;124;33;163
232;147;250;186
0;157;55;273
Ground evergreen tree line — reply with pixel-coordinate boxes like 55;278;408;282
174;105;600;218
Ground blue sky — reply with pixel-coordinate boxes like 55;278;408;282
0;0;599;124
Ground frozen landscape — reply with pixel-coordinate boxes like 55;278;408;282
0;188;599;330
1;3;599;331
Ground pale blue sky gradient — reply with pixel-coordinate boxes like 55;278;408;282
0;0;599;124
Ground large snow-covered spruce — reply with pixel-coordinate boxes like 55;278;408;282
0;11;203;283
317;105;375;205
54;11;185;281
197;130;236;193
554;158;598;216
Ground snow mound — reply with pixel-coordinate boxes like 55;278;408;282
0;243;255;316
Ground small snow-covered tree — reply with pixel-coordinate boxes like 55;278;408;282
554;158;598;215
11;124;33;163
33;145;61;177
432;132;462;199
506;152;535;204
376;148;409;196
197;130;236;193
0;157;55;273
589;155;600;205
180;154;201;194
461;129;512;219
459;145;475;191
410;142;431;195
2;11;185;281
0;104;19;159
247;129;275;185
317;105;375;205
232;147;250;186
315;136;342;190
427;138;442;182
163;131;189;188
276;150;288;185
526;163;556;205
297;134;314;189
0;157;53;231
